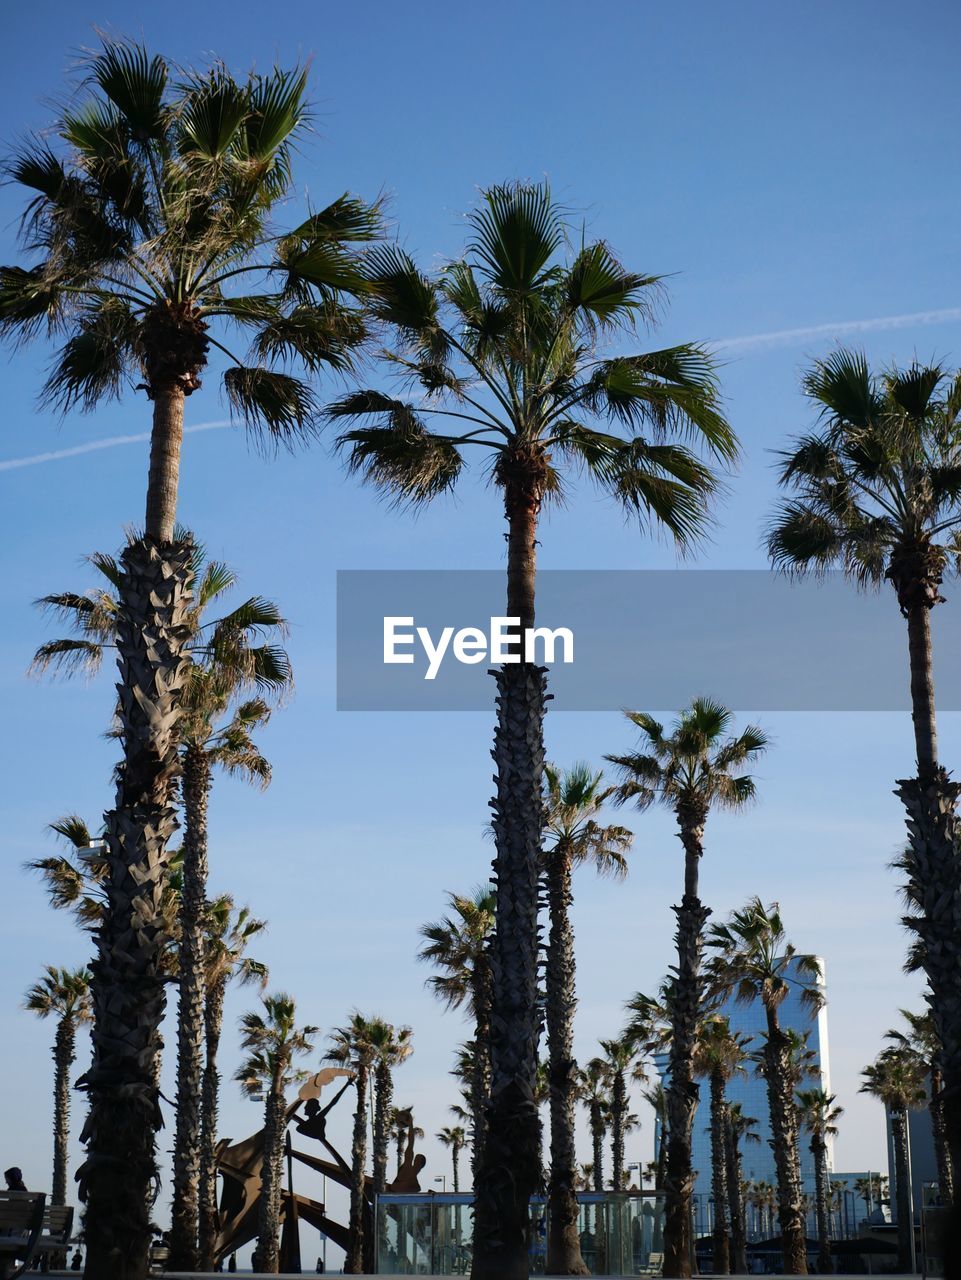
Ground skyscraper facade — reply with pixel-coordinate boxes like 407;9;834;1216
657;955;831;1239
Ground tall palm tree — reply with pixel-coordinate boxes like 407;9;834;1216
437;1126;467;1192
642;1083;670;1192
860;1049;925;1272
332;181;735;1280
34;547;292;1270
885;1007;954;1206
237;994;317;1275
578;1060;611;1192
418;887;496;1178
693;1016;751;1277
1;42;377;1277
796;1089;842;1275
327;1014;377;1274
541;762;632;1274
724;1104;759;1273
608;700;767;1277
199;898;268;1271
769;351;961;1182
707;899;823;1275
590;1038;642;1193
24;967;93;1206
368;1019;413;1200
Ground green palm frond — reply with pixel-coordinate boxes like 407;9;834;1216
223;366;319;445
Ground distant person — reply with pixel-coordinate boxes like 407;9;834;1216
3;1169;26;1191
315;1258;325;1273
70;1251;82;1271
227;1253;237;1272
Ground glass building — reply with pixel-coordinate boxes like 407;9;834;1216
658;954;831;1239
374;1191;666;1275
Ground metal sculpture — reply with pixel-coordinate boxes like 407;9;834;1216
211;1068;424;1269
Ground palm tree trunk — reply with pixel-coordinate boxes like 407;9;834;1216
453;1146;461;1193
170;746;211;1271
253;1066;288;1275
345;1064;369;1275
904;600;938;777
471;956;493;1183
892;1110;913;1273
724;1118;747;1275
473;479;547;1280
199;977;227;1271
812;1137;832;1275
663;811;709;1279
545;852;588;1275
145;386;187;543
591;1107;605;1190
762;1009;807;1275
373;1062;391;1196
709;1069;730;1275
930;1071;955;1206
611;1071;626;1193
52;1016;76;1206
79;528;193;1280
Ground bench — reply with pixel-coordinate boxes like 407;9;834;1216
0;1190;46;1279
638;1250;664;1276
36;1204;75;1271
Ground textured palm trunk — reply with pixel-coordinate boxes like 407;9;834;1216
345;1064;369;1275
709;1069;730;1275
253;1063;289;1275
891;1111;913;1273
79;524;193;1280
811;1136;831;1275
762;1009;807;1274
591;1105;605;1190
170;746;211;1271
198;977;226;1272
52;1016;77;1206
723;1115;747;1275
472;471;547;1280
895;564;961;1192
471;957;493;1183
663;807;709;1279
452;1146;461;1193
929;1071;955;1205
545;852;589;1275
373;1062;392;1196
611;1071;626;1193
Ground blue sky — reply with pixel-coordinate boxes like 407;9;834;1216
2;0;960;1264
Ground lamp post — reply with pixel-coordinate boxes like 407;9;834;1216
628;1162;641;1191
434;1175;447;1193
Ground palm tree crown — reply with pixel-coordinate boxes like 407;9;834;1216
0;41;379;464
707;898;824;1017
24;965;93;1024
542;763;633;877
331;181;735;561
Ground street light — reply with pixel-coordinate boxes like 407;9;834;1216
434;1175;447;1193
628;1163;641;1191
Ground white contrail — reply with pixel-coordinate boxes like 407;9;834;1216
716;307;961;353
3;305;961;472
0;419;233;473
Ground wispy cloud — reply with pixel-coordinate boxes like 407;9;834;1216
716;306;961;353
0;419;233;473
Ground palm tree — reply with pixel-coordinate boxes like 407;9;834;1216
707;899;823;1275
332;181;735;1280
437;1127;467;1192
1;42;376;1276
418;887;495;1178
541;762;632;1274
860;1049;925;1272
796;1089;842;1275
886;1007;954;1206
693;1016;751;1276
853;1173;887;1220
35;548;292;1270
327;1014;377;1274
578;1060;611;1191
199;898;268;1271
608;700;767;1277
24;967;93;1206
590;1038;642;1193
769;351;961;1180
724;1104;759;1273
237;994;316;1275
643;1083;670;1192
368;1019;413;1200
